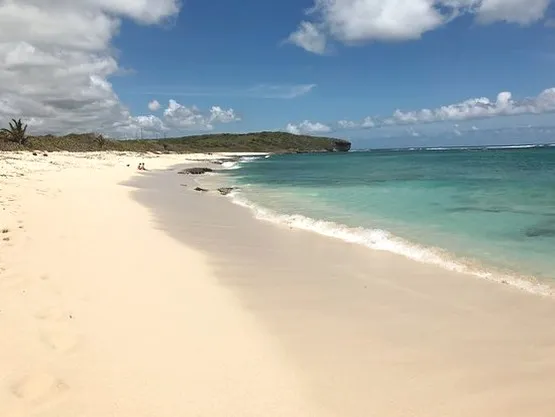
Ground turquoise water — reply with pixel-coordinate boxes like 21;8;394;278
225;147;555;293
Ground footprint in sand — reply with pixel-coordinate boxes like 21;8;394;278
11;373;68;404
40;329;79;353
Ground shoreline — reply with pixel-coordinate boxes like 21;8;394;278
2;151;555;416
195;158;554;297
226;185;554;297
131;161;555;416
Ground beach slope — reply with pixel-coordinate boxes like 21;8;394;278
2;151;555;417
0;152;322;417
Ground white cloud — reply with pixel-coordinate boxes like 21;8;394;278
335;117;374;130
0;0;239;137
247;83;317;99
338;120;358;129
138;83;316;100
390;88;555;124
288;21;328;54
333;87;555;130
286;120;332;135
209;106;241;124
162;100;239;131
111;100;240;137
113;114;167;138
148;99;160;111
361;116;376;128
476;0;550;24
289;0;552;53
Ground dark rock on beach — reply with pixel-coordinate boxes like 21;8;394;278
217;187;236;196
178;167;214;175
194;187;209;192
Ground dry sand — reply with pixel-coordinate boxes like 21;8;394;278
0;151;324;417
2;150;555;417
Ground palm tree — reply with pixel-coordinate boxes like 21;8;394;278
1;119;28;145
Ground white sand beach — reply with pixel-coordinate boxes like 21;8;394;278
1;151;555;417
0;151;323;417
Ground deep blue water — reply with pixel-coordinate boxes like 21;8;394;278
224;147;555;293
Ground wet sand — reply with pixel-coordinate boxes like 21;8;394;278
130;165;555;417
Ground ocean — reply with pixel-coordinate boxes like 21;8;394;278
220;146;555;295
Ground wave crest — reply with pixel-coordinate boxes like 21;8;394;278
220;155;265;171
227;190;553;297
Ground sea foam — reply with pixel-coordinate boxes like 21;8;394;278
227;189;553;297
220;156;265;170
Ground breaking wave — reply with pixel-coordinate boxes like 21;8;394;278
226;190;553;297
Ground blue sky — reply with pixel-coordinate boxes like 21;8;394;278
2;0;555;147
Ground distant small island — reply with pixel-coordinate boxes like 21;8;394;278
0;125;351;153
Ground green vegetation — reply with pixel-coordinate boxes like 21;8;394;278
1;119;28;145
0;130;351;153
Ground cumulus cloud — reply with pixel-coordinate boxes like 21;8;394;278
162;100;240;131
289;0;552;53
388;88;555;124
337;120;358;129
113;114;167;138
332;87;555;130
286;120;332;135
112;100;240;138
209;106;241;124
0;0;238;136
148;100;161;111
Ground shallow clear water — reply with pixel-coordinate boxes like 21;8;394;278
225;147;555;291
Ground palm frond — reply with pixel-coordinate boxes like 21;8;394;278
2;118;29;145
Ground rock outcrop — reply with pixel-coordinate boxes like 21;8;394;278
178;167;214;175
332;140;351;152
217;187;236;196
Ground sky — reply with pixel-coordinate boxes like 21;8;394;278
1;0;555;148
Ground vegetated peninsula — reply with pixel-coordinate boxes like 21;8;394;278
0;129;351;153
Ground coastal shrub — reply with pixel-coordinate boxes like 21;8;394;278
94;133;107;150
0;131;351;153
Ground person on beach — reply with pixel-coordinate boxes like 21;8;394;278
137;162;146;170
